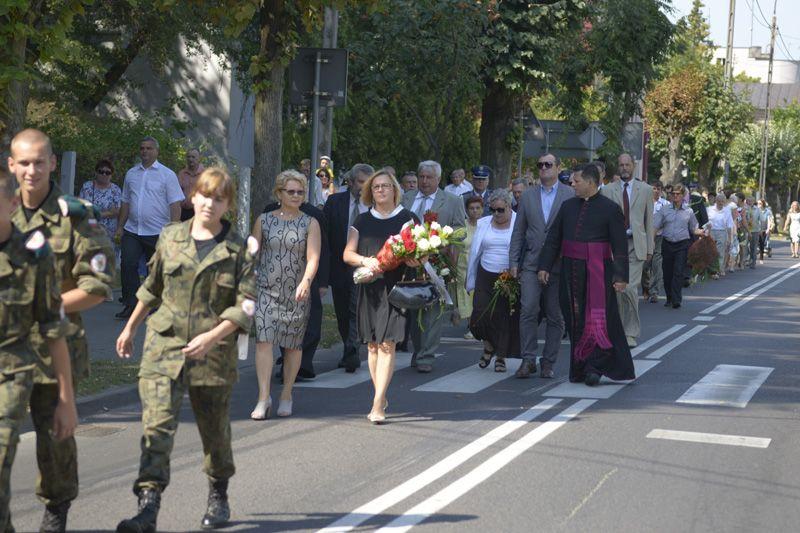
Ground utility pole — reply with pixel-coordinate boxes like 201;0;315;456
724;0;736;85
318;7;338;166
758;0;777;200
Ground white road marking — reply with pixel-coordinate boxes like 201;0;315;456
561;467;618;525
413;359;523;393
296;354;442;389
677;364;773;408
647;429;771;449
645;325;707;360
375;400;597;532
543;360;660;399
630;324;686;357
719;269;800;315
317;398;562;533
440;337;569;345
699;262;800;314
693;315;715;322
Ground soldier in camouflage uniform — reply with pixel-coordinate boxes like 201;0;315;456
7;129;114;532
116;168;256;532
0;169;77;533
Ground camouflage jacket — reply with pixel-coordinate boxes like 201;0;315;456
11;181;115;383
137;220;257;386
1;226;69;376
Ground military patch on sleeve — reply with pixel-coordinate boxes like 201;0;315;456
247;235;259;257
25;230;46;251
58;197;70;217
241;298;256;317
90;253;107;273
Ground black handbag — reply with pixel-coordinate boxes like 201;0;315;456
388;279;439;310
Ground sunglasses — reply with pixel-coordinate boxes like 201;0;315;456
96;169;112;175
537;161;554;169
489;207;506;214
283;189;305;196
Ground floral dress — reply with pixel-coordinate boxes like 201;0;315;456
79;180;122;240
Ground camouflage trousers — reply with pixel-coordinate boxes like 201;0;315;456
134;374;234;493
0;370;33;533
30;383;79;506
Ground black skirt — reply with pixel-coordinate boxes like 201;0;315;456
469;264;521;357
357;277;408;344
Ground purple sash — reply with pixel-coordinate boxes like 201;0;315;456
561;240;613;361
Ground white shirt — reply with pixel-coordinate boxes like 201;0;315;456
707;204;735;231
540;183;557;222
479;224;512;273
348;194;369;226
411;190;438;215
445;181;473;196
121;160;184;236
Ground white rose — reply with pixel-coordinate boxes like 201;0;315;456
411;225;426;238
430;221;441;231
442;225;454;236
440;268;450;277
429;235;442;248
417;238;431;252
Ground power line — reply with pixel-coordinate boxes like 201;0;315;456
744;0;770;29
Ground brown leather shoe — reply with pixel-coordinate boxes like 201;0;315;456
515;360;536;379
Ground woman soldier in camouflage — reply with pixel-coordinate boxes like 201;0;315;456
115;168;257;532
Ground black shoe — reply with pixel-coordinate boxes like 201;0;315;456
118;296;124;303
672;303;681;309
585;373;601;386
117;488;161;533
410;353;418;368
417;363;433;373
40;501;70;533
396;342;409;352
201;480;230;530
297;368;316;381
115;305;134;320
663;301;672;307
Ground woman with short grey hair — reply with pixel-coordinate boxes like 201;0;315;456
707;192;735;278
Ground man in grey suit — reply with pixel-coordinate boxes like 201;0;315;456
509;153;574;378
402;160;467;373
600;154;654;347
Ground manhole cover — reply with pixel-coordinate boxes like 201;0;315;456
75;424;127;438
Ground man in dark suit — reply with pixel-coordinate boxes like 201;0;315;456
263;199;329;380
462;165;493;216
323;163;374;372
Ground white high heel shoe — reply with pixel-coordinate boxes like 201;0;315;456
277;398;293;417
250;398;272;420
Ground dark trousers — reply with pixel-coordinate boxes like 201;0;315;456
279;282;322;373
331;280;360;367
662;239;690;305
121;231;158;306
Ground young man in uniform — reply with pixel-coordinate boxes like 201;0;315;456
8;129;115;532
0;168;77;533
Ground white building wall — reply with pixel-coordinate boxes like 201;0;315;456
713;46;800;83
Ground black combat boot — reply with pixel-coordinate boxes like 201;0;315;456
116;488;161;533
39;501;70;533
200;479;230;529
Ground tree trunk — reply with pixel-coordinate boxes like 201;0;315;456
661;134;682;184
251;0;287;218
81;26;148;112
479;82;519;189
0;34;29;155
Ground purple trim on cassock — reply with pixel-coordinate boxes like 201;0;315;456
561;240;613;361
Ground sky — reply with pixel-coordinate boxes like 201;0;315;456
669;0;800;61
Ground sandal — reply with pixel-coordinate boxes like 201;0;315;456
478;352;493;369
494;358;507;373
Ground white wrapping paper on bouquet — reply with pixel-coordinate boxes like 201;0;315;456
423;261;453;306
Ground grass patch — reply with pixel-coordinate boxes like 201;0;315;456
78;359;139;397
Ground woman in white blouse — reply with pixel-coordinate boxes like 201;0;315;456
466;190;519;372
707;192;736;277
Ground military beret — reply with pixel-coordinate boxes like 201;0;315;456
58;194;102;220
471;165;492;178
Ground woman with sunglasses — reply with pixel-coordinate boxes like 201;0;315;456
78;159;122;242
251;170;321;419
466;189;520;372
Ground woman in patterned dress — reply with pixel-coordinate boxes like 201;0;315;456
251;170;321;419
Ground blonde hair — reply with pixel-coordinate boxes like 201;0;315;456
273;169;308;201
361;170;403;207
192;167;236;209
791;201;800;213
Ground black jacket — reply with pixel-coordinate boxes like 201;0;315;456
322;190;355;286
262;201;330;287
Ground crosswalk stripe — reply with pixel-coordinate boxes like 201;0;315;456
699;262;800;314
718;269;800;315
676;364;773;408
631;324;686;357
645;325;707;360
646;429;771;449
295;353;443;389
542;359;660;399
412;359;523;393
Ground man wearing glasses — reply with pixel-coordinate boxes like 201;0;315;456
463;165;493;216
509;153;574;378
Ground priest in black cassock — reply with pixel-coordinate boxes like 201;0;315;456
538;163;635;386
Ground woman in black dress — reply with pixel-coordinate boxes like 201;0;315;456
344;170;417;424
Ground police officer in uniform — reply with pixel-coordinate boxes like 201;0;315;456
8;129;114;532
116;168;257;532
462;165;493;216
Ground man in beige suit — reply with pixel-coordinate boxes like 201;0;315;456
600;154;654;346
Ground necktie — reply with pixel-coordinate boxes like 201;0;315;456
623;182;630;230
416;195;429;218
349;199;360;226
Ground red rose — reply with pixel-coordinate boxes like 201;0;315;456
429;229;438;236
423;211;438;224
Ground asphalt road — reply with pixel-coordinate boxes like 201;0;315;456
9;242;800;532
